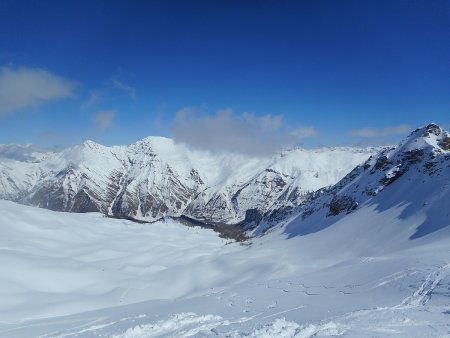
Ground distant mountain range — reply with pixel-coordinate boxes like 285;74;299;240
0;137;378;225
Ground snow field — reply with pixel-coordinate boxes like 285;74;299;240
0;199;449;337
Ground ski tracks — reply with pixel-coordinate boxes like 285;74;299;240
397;263;450;308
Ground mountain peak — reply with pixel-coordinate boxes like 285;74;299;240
81;140;102;148
127;136;176;156
136;136;174;149
423;122;442;134
407;123;440;138
395;123;448;154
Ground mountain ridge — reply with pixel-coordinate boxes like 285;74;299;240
0;137;379;225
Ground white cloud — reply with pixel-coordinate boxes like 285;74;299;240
0;66;76;115
170;107;317;156
91;110;116;131
241;111;284;131
350;124;411;137
111;79;136;100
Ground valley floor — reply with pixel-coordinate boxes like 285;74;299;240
0;201;449;337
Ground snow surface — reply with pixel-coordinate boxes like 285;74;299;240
0;196;449;337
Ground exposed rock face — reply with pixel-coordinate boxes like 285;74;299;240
328;195;358;216
440;136;450;151
0;137;378;225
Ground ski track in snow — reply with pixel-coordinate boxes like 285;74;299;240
397;263;450;308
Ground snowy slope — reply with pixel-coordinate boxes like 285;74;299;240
0;179;449;337
0;137;377;224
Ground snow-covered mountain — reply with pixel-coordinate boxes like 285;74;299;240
1;124;450;337
257;123;450;238
0;137;377;224
1;121;450;336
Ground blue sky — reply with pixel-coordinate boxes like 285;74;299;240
0;0;449;152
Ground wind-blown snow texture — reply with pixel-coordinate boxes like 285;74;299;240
0;138;377;225
0;124;449;337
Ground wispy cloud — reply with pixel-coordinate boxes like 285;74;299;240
0;66;76;115
81;90;102;109
91;110;116;131
111;78;136;100
170;107;317;156
350;124;411;137
290;126;318;139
